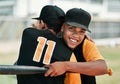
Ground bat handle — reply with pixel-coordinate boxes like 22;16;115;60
107;68;112;76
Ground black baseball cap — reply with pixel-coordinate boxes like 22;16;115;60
32;5;65;33
65;8;91;33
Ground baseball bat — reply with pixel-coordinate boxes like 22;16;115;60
0;65;48;75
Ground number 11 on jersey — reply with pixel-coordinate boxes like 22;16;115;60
33;37;56;64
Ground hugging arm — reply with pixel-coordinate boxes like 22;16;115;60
44;59;108;77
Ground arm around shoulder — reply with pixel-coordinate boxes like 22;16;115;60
65;59;108;76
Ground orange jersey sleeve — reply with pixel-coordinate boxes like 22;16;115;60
83;39;104;62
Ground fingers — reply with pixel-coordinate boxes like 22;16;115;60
85;34;95;43
44;68;57;77
44;65;54;77
44;65;58;77
44;68;52;77
44;62;65;77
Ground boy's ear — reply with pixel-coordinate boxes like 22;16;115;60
61;23;65;32
40;20;47;30
40;20;45;27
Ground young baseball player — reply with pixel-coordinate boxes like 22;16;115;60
45;8;110;84
16;5;72;84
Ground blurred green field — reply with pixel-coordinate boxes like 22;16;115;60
96;46;120;84
0;46;120;84
0;51;18;84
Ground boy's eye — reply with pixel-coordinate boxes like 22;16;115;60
68;26;75;31
81;30;85;33
67;24;76;29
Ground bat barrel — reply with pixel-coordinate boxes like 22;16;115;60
0;65;48;75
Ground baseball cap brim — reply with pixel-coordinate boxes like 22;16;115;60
66;22;91;33
32;17;41;20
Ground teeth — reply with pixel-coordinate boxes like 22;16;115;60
70;39;77;43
